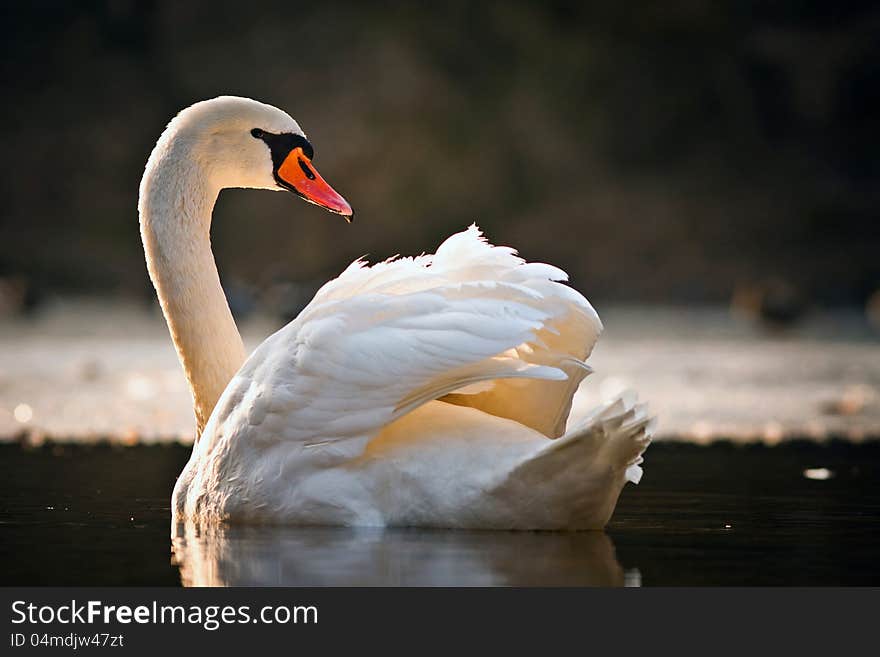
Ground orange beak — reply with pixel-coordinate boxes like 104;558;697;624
276;147;353;222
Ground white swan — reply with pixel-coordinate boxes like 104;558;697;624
139;96;653;529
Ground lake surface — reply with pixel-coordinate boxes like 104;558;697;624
1;441;878;586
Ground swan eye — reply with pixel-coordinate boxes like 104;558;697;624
251;128;265;139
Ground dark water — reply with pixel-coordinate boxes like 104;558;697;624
1;442;878;586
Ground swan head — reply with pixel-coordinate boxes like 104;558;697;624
162;95;353;220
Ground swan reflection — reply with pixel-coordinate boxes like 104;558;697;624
172;521;625;586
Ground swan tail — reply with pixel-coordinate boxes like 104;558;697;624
492;391;654;529
561;391;655;484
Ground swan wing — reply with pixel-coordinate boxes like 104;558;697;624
427;226;603;437
307;225;602;438
216;225;601;457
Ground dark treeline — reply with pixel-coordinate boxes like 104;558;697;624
1;0;878;306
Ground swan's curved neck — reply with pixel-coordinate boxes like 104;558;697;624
139;142;246;435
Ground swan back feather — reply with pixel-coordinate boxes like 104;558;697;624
199;225;601;465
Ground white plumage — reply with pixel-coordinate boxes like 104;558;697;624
140;97;653;530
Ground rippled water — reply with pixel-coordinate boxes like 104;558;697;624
1;442;877;586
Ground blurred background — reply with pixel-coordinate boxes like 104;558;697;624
3;0;879;304
0;0;878;442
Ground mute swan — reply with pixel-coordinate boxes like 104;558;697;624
139;96;653;529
